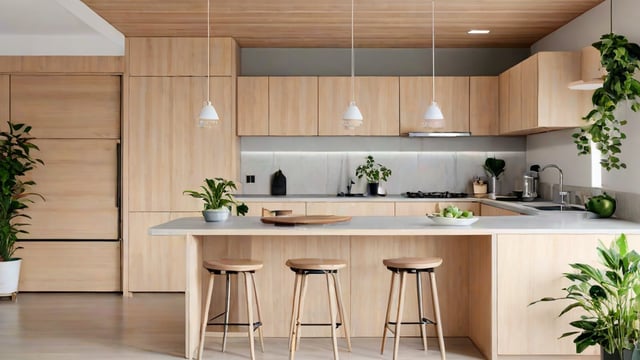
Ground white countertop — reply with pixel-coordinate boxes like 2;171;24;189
149;213;640;237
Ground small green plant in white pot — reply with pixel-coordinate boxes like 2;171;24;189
183;178;248;222
355;155;392;196
0;122;44;299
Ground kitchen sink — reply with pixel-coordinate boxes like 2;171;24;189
529;205;585;211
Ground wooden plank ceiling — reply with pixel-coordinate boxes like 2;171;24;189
82;0;603;48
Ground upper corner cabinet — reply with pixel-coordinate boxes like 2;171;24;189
268;76;318;136
400;76;470;134
499;51;592;135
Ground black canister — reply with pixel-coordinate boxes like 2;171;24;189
271;169;287;195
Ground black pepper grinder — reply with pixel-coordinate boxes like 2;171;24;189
271;169;287;196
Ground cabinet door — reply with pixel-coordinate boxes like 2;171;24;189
243;202;306;216
318;77;399;136
480;204;520;216
395;202;438;216
306;202;395;216
520;55;539;131
507;65;522;133
11;75;120;139
23;139;119;239
498;71;510;134
129;212;189;292
0;75;8;126
237;77;269;136
400;77;469;133
470;77;499;136
269;77;318;136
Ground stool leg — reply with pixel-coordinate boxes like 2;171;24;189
295;274;309;349
393;271;407;360
197;273;215;360
332;272;351;352
381;271;396;355
430;272;446;360
222;273;231;353
416;272;428;351
289;273;302;351
326;273;339;360
244;273;256;360
250;273;265;353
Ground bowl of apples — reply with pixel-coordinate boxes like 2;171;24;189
427;205;478;226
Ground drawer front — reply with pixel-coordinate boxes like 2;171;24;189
306;202;395;216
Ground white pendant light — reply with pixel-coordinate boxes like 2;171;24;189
198;0;219;128
423;0;444;129
342;0;363;130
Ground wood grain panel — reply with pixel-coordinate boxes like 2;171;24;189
520;55;538;131
0;56;124;74
395;202;438;216
128;77;172;211
11;75;121;139
318;77;399;136
350;236;469;337
82;0;602;48
237;76;268;136
15;241;120;291
171;77;234;211
23;139;118;240
480;204;520;216
498;71;510;135
306;201;394;216
506;64;522;134
496;234;640;355
242;201;306;216
128;37;233;76
436;201;480;214
0;75;7;124
470;76;499;136
468;235;494;360
400;77;469;133
268;77;318;136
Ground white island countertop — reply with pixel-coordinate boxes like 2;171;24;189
149;213;640;237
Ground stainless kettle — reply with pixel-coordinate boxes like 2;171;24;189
522;171;538;201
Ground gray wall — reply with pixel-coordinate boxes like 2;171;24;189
241;48;530;76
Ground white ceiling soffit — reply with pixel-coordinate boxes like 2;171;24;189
0;0;124;56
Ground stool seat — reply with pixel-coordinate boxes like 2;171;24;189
286;258;346;271
204;259;263;272
382;257;442;270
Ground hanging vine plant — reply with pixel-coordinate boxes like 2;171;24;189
572;33;640;171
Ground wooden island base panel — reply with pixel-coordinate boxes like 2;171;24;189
149;215;640;360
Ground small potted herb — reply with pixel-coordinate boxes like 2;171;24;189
355;155;392;196
483;157;505;197
183;178;248;222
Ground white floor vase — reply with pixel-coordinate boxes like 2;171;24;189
0;259;22;295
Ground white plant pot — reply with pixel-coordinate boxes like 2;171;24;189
203;207;230;222
0;259;22;295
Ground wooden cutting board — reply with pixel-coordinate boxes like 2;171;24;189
260;215;352;225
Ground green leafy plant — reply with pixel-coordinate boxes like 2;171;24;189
530;234;640;359
573;33;640;171
483;157;505;179
183;178;248;216
355;155;392;183
0;122;44;262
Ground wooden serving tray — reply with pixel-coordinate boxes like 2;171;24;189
260;215;352;226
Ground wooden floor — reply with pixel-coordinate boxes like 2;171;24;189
0;293;484;359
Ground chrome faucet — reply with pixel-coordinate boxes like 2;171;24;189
541;164;566;206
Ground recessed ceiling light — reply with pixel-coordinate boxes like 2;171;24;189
468;29;490;34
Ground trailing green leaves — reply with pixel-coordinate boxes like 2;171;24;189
573;33;640;171
529;234;640;359
0;121;44;261
183;177;248;216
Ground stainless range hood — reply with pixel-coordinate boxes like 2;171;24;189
407;132;472;137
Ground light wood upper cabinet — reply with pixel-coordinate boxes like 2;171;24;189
470;77;499;136
318;77;399;136
499;52;591;135
128;37;234;76
0;75;8;125
23;139;119;239
269;76;318;136
237;77;269;136
129;77;234;212
10;75;121;139
400;76;470;133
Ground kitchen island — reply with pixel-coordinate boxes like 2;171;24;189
150;214;640;360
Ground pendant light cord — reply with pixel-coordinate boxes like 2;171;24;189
351;0;355;102
206;0;211;101
431;0;436;103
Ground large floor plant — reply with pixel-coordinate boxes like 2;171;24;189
0;122;44;262
530;234;640;359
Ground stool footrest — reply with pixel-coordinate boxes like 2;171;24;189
207;320;263;331
387;317;436;326
298;322;343;329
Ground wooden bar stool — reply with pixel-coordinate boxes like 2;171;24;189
197;259;264;360
286;258;352;360
381;257;446;360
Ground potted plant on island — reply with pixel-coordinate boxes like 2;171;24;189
355;155;392;196
530;234;640;360
183;178;248;222
0;122;44;299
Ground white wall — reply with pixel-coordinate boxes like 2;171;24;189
530;0;640;193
